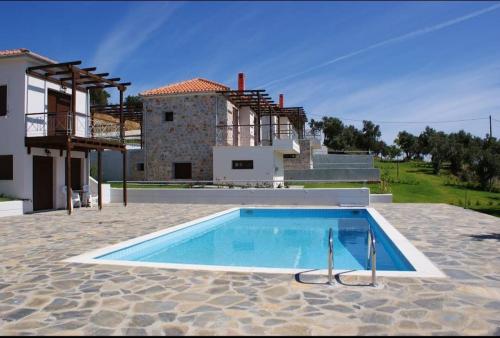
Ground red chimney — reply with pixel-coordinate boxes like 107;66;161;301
279;94;284;108
238;73;245;92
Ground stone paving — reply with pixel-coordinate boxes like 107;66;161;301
0;203;499;335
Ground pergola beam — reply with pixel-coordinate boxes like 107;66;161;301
27;60;81;71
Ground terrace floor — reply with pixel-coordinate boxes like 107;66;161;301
0;203;499;335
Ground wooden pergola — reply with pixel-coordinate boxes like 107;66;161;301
266;107;308;139
218;89;307;144
26;60;131;214
90;104;143;148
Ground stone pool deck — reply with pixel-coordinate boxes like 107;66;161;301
0;203;499;335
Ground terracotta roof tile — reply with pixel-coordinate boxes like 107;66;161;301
140;78;229;96
0;48;30;57
0;48;56;63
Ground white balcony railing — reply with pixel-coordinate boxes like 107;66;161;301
25;112;122;142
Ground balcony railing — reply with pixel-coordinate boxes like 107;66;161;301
216;124;299;147
25;112;122;142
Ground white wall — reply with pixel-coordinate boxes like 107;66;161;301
239;106;255;146
0;57;31;202
260;115;278;145
110;187;370;206
213;146;285;187
27;75;88;137
0;56;89;213
0;201;24;217
279;116;291;138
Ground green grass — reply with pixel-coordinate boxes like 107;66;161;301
0;195;13;202
109;182;191;189
301;160;500;217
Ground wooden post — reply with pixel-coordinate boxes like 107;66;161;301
277;115;281;139
119;88;127;207
123;150;127;207
90;104;94;138
140;119;143;149
71;68;78;136
98;150;102;210
66;139;72;215
269;108;273;146
257;92;261;145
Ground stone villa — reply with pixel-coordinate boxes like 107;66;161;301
122;73;315;186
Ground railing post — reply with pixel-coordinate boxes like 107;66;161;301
328;228;334;285
368;228;377;287
119;87;127;207
66;138;72;215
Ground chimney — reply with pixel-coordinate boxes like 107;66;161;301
279;94;284;108
238;73;245;92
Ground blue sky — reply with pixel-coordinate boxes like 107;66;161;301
1;1;500;143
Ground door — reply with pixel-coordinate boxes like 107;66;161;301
174;163;192;179
48;90;71;135
33;156;53;211
65;158;82;190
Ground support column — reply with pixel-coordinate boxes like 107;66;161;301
98;150;102;210
269;108;273;146
71;68;79;136
257;92;261;146
66;139;72;215
277;115;281;139
119;88;127;207
123;150;127;207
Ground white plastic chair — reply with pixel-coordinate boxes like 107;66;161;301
81;185;90;207
62;186;81;208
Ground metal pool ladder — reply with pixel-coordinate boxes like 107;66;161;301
367;227;377;287
328;228;334;285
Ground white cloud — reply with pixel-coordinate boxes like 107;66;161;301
281;62;500;143
259;3;500;88
92;2;182;74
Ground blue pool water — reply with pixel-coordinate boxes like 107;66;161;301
98;209;415;271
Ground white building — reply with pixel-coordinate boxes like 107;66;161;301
0;48;130;213
138;73;307;187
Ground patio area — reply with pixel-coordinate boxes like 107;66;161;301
0;203;498;335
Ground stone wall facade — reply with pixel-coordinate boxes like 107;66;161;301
142;93;233;181
284;139;313;170
127;149;145;181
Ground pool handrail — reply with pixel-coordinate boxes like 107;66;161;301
328;227;334;285
368;227;377;286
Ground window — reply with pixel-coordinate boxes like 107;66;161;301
0;85;6;116
174;163;192;179
136;163;145;171
0;155;13;180
284;154;297;159
164;111;174;122
232;160;253;169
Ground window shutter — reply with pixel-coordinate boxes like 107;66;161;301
0;85;6;116
0;155;13;180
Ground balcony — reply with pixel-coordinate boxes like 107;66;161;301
273;129;300;154
25;112;125;151
305;131;322;149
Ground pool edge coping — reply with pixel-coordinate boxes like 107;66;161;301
64;206;446;279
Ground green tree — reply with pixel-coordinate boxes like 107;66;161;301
308;118;324;137
89;88;110;106
429;131;449;174
384;145;402;161
394;131;418;160
125;95;143;108
360;120;381;152
322;117;345;150
471;138;500;191
417;126;436;156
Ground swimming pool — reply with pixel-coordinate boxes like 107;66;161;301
67;207;445;278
